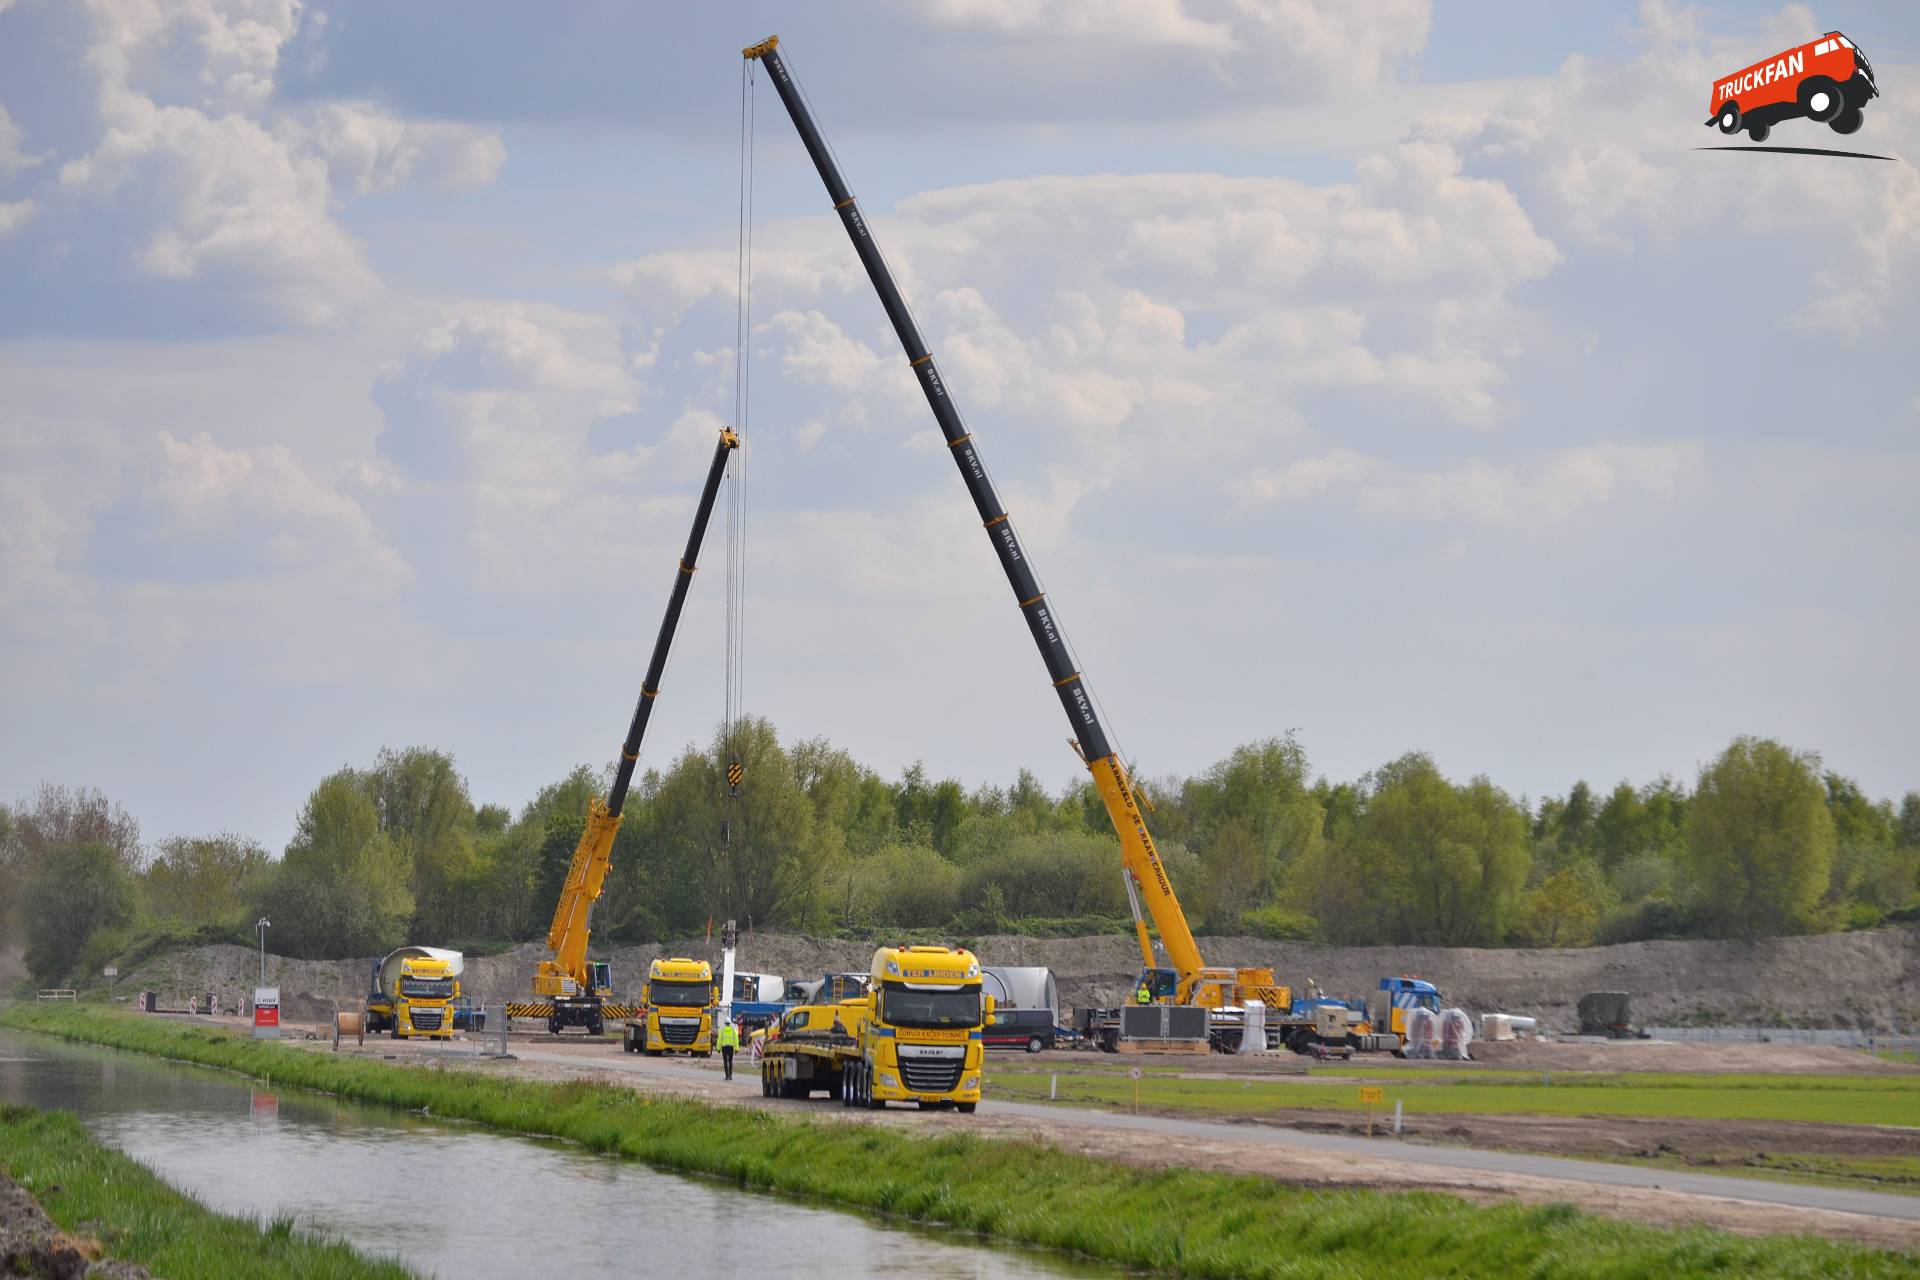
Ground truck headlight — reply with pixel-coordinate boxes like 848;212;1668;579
879;1073;898;1088
963;1076;979;1091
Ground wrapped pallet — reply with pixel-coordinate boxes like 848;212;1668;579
1437;1007;1474;1060
1481;1013;1513;1041
1404;1006;1437;1059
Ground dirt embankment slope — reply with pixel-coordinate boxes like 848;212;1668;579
108;925;1920;1031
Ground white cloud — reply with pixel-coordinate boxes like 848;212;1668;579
0;105;41;175
0;0;507;331
924;0;1432;96
0;200;34;237
1235;442;1701;530
146;429;409;590
299;102;506;196
1443;1;1920;337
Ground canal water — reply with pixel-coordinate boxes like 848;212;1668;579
0;1030;1105;1279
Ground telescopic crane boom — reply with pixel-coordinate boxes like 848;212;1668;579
527;427;741;1034
743;37;1269;1016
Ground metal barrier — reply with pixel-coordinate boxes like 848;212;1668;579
1644;1026;1920;1051
36;989;77;1001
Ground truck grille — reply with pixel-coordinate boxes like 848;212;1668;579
659;1019;700;1046
409;1008;444;1030
897;1057;964;1094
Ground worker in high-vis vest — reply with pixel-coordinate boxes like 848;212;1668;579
718;1019;740;1080
1135;981;1152;1005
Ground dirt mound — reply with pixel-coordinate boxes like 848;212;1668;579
104;925;1920;1034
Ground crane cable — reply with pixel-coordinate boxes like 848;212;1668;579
720;53;755;911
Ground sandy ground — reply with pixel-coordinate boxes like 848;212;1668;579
257;1022;1920;1250
105;923;1920;1032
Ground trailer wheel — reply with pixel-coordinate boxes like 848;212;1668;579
1799;76;1843;122
1830;107;1863;135
1025;1036;1044;1054
956;1102;977;1114
1746;121;1770;143
1716;102;1741;135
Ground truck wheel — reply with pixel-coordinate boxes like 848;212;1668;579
588;1016;604;1037
547;1016;561;1036
828;1076;843;1102
956;1102;977;1114
1716;102;1740;135
1830;107;1863;135
1799;76;1843;121
1746;121;1770;143
1025;1036;1043;1054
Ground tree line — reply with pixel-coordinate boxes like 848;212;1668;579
4;722;1916;983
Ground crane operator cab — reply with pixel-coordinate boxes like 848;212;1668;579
587;961;612;996
1133;968;1178;1004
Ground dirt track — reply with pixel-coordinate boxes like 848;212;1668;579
99;923;1920;1032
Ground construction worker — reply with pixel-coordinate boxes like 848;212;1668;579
718;1018;740;1080
1135;980;1152;1006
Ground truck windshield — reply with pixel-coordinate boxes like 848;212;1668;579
651;980;710;1007
879;981;981;1029
399;976;453;999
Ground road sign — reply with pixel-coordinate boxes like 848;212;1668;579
1359;1085;1384;1137
1129;1067;1142;1080
252;986;280;1039
102;965;117;978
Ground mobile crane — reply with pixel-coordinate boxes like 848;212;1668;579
742;37;1294;1048
506;427;741;1034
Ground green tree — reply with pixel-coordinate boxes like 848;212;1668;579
143;834;272;927
1180;737;1324;927
22;842;136;983
1518;862;1608;947
363;747;480;940
1685;737;1834;941
1897;792;1920;850
1310;754;1528;946
846;843;959;927
259;771;414;958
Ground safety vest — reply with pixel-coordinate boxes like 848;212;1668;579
719;1023;739;1049
1135;985;1151;1005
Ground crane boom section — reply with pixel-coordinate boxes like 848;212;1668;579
744;38;1207;983
537;427;740;996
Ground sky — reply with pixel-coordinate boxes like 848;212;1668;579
1;0;1916;854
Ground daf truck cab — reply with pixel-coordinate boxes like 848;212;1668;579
394;955;459;1040
364;946;464;1039
627;957;718;1056
842;945;991;1112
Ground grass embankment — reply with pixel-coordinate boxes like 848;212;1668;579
0;1103;413;1279
5;1006;1917;1280
985;1064;1920;1127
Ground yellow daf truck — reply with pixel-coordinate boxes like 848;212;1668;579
364;947;461;1040
761;945;991;1112
625;957;718;1056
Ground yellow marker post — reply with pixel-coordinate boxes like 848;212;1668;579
1358;1086;1384;1136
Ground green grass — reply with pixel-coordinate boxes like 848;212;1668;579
5;1003;1918;1280
984;1066;1920;1127
0;1103;413;1279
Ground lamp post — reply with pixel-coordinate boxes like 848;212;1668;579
256;917;271;985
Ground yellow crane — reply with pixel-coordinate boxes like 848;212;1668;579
506;427;741;1035
743;38;1289;1045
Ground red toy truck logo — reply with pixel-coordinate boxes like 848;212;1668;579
1707;32;1878;142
